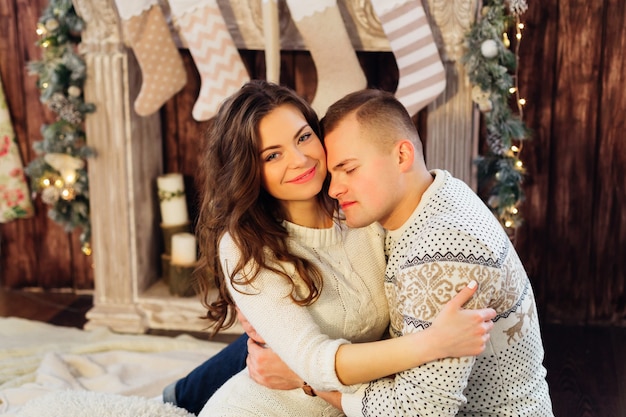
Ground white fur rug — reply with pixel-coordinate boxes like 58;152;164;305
17;391;195;417
0;317;228;416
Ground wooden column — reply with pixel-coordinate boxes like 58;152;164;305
72;0;162;332
424;0;479;189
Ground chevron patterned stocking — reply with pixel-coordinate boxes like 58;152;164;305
121;3;187;116
370;0;446;115
171;0;250;121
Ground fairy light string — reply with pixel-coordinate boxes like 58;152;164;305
25;0;95;255
462;0;529;239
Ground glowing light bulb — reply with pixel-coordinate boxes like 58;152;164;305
61;169;77;185
54;178;64;188
516;160;523;168
518;23;525;30
516;33;522;40
509;87;517;94
505;220;513;228
511;145;520;153
519;98;526;106
511;207;519;214
502;33;511;48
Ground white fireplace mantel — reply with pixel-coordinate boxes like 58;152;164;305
72;0;477;334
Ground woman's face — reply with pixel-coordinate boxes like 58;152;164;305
258;104;327;205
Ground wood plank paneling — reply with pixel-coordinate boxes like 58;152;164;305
544;1;604;323
1;0;625;326
514;0;559;319
0;0;92;289
591;0;626;323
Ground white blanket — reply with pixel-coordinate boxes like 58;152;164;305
0;317;228;416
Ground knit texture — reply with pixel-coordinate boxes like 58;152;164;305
342;170;554;416
199;221;389;417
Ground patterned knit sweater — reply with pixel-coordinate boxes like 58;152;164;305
342;170;554;416
199;221;389;417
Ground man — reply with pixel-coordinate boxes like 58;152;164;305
165;88;553;415
307;89;553;415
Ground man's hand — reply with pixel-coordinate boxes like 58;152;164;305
236;307;265;345
246;338;303;390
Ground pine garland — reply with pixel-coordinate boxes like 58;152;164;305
24;0;95;253
462;0;529;233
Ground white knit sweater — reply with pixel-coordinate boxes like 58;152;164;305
199;221;389;417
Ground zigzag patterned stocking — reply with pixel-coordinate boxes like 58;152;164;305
170;0;250;121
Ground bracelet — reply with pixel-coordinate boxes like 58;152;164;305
302;381;317;397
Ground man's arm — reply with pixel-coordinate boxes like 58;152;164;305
340;263;496;417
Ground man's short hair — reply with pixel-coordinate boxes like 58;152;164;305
322;89;422;154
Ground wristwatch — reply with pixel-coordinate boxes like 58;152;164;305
302;381;317;397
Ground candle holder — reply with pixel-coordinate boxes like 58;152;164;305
160;222;191;255
161;253;171;284
169;262;198;297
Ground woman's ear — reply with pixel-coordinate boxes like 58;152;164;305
396;139;415;172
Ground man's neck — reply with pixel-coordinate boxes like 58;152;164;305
383;168;434;231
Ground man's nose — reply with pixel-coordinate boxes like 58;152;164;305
328;177;344;199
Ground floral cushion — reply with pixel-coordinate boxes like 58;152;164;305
0;77;33;223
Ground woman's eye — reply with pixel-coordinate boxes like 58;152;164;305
265;152;278;162
298;132;312;143
346;167;357;174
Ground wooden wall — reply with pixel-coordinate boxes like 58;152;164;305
1;0;624;325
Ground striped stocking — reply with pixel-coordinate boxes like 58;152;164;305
170;0;250;121
370;0;446;115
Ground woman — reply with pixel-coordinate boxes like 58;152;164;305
193;80;494;416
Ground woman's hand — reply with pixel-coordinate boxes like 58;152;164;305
428;280;496;358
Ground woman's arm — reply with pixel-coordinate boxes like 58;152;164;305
245;281;496;388
335;280;495;385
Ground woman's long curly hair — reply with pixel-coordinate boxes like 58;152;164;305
196;80;337;334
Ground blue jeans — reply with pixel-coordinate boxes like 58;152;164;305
163;333;249;415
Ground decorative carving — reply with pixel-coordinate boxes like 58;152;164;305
348;0;385;38
217;0;389;51
425;0;476;62
72;0;123;53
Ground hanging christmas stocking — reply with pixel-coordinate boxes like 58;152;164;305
285;0;367;116
370;0;446;115
116;0;187;116
262;0;281;83
170;0;250;121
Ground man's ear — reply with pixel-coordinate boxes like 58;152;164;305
396;140;415;172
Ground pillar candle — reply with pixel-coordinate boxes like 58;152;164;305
157;173;189;226
171;232;197;265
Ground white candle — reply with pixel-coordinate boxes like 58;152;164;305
157;173;189;226
171;232;197;266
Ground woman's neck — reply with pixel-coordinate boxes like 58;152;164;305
283;199;333;229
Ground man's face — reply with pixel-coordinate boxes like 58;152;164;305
325;114;403;229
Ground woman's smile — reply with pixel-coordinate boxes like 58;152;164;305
287;166;317;184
